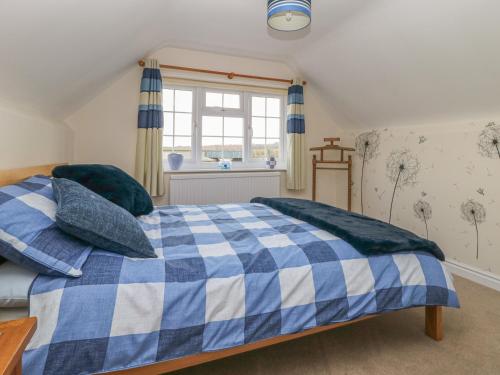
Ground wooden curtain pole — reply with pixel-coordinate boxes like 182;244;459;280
138;60;306;86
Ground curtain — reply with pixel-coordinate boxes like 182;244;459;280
286;81;306;190
135;59;165;196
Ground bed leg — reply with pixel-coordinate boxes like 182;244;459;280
425;306;443;341
14;362;22;375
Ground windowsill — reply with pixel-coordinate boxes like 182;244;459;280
164;168;286;174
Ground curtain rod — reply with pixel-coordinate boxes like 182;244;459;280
138;60;306;86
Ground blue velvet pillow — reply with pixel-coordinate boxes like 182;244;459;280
52;178;156;259
52;164;153;217
0;175;92;277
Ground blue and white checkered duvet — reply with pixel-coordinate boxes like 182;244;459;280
24;203;459;375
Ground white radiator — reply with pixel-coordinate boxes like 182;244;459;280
169;172;281;205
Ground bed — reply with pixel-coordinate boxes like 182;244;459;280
0;164;459;375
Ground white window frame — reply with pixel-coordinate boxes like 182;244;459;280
163;84;287;171
245;92;287;167
199;88;246;167
162;85;197;164
202;89;244;114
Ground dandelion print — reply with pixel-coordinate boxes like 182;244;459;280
414;200;432;239
460;199;486;260
355;130;380;214
478;122;500;159
386;149;420;223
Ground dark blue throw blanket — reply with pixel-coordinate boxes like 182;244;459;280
250;198;445;261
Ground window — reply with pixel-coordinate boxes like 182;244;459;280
163;88;193;159
163;85;286;169
251;96;281;160
202;116;244;162
205;91;241;110
202;90;244;162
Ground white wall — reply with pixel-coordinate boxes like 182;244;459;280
0;103;72;169
66;46;348;206
66;67;141;174
347;121;500;277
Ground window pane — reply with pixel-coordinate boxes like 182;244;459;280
164;112;174;135
174;136;191;148
252;117;266;138
174;90;193;112
266;98;281;117
175;113;192;136
267;118;280;138
163;89;174;111
202;137;223;161
251;138;266;159
224;138;243;161
202;116;223;136
252;97;266;116
223;93;240;109
224;117;243;137
163;136;173;149
173;136;192;159
206;92;223;107
267;139;280;159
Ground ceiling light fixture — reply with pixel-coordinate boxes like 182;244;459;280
267;0;311;32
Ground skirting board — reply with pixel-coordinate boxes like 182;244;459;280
445;259;500;292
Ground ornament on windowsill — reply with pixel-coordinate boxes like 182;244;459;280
266;156;277;169
218;159;232;170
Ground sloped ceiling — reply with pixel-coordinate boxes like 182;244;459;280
1;0;499;129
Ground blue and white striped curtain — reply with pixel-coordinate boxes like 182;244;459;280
135;59;165;196
286;81;306;190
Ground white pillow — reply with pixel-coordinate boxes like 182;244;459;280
0;261;38;308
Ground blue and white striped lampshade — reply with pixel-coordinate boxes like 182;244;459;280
267;0;311;31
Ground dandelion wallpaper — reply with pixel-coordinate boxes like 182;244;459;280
460;199;486;260
355;130;380;214
385;149;420;223
413;200;432;239
347;121;500;276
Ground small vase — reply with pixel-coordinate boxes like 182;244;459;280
168;153;184;170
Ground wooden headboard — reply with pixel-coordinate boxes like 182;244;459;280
0;164;65;187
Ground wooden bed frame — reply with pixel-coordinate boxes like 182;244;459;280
0;164;444;375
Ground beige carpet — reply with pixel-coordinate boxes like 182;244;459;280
173;276;500;375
